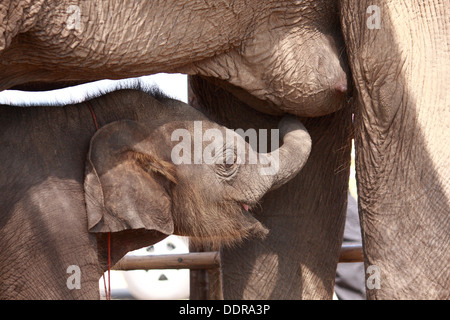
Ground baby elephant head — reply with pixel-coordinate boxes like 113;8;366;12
84;116;311;247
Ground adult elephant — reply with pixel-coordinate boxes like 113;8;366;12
191;0;449;300
0;89;311;299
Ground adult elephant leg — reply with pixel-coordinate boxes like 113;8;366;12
340;1;449;299
189;76;352;299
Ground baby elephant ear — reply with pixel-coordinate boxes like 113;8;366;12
84;120;175;237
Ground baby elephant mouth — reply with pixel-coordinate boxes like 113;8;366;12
237;202;268;239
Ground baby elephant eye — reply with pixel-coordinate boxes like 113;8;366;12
216;148;239;179
222;149;238;167
224;153;237;167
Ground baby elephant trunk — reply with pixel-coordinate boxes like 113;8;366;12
260;115;312;191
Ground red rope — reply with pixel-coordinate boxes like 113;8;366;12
86;101;111;300
86;101;99;131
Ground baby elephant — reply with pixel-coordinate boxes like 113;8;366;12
0;89;311;299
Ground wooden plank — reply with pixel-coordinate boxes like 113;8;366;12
339;245;365;263
113;245;363;271
113;252;220;271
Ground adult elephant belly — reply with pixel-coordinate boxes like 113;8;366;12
0;0;349;118
180;29;349;118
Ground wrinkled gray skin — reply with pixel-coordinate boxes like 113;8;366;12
190;0;450;300
340;0;449;299
0;89;311;299
0;0;348;117
0;0;349;300
2;0;447;300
